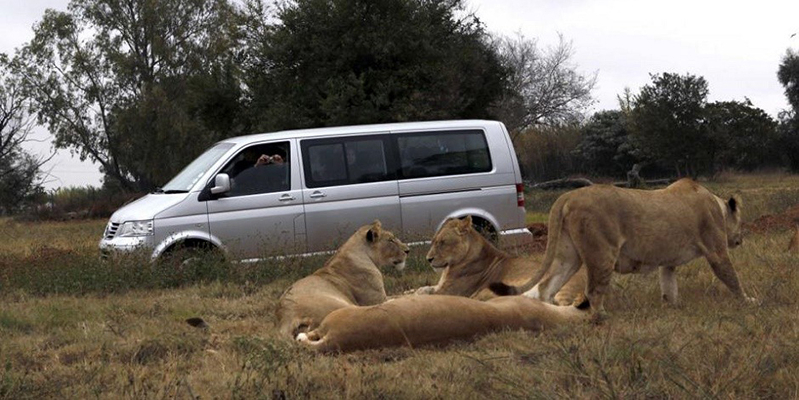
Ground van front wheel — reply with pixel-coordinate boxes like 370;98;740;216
160;241;225;269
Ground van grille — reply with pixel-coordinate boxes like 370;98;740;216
104;222;120;239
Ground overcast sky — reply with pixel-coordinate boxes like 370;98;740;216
2;0;798;189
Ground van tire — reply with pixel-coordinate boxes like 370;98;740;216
471;217;498;244
160;240;224;268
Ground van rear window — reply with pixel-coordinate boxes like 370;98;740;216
397;130;491;179
302;137;392;188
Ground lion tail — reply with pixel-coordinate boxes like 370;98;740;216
296;330;326;351
489;195;569;297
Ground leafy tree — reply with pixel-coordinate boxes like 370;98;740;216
778;49;799;112
491;33;596;138
777;49;799;171
0;56;48;214
572;110;641;177
704;100;778;172
630;73;710;177
243;0;506;131
16;0;244;191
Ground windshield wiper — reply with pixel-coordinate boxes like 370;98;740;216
151;188;188;194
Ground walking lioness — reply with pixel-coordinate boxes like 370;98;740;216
296;295;589;353
491;179;754;318
416;216;585;305
276;220;409;339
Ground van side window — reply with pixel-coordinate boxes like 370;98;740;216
302;137;391;188
397;130;491;179
220;141;291;196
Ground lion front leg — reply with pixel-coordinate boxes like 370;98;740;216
659;266;679;303
705;252;756;303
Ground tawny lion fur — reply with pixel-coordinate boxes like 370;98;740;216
416;216;586;305
296;295;589;353
491;179;753;317
276;220;409;339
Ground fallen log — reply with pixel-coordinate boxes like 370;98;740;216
531;178;594;190
613;178;674;188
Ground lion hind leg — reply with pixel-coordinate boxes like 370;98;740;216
531;241;582;304
579;246;618;321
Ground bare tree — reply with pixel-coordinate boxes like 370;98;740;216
491;33;597;139
0;54;51;213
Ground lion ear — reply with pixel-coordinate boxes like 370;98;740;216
366;220;382;242
457;215;473;235
728;196;741;214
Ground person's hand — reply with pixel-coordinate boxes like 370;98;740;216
255;154;272;166
271;154;284;164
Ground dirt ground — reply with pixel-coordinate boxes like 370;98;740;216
745;204;799;234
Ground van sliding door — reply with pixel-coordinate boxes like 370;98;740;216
395;129;517;242
300;134;401;252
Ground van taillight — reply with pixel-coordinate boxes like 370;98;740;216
516;183;525;207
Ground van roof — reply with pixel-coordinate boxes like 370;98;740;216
218;120;502;145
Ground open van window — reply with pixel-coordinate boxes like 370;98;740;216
161;142;234;192
221;142;291;196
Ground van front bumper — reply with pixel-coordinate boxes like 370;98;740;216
499;228;534;250
99;236;153;258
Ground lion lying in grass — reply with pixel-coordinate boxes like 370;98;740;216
276;221;409;339
296;294;589;353
414;216;585;305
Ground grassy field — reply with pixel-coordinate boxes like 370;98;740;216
1;174;799;398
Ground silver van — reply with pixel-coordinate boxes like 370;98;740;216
99;120;531;261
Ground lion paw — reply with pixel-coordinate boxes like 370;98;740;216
407;286;436;295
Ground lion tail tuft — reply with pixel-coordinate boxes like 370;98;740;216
489;282;521;296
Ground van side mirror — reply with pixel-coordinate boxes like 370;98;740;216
210;173;231;194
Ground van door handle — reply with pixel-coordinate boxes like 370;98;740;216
278;194;295;202
309;191;327;199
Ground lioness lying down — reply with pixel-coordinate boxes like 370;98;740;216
276;220;409;339
296;295;589;353
491;179;753;318
415;216;586;305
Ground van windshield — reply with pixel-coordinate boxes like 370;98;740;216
160;143;235;192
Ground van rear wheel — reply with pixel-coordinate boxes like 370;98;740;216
471;218;498;244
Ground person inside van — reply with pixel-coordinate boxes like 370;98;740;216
228;146;290;195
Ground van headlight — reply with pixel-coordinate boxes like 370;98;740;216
117;220;154;237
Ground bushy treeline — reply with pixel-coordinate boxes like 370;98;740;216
519;70;799;182
18;185;143;221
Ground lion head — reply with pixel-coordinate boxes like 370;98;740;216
425;216;477;270
364;220;409;271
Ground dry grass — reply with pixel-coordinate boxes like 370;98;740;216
2;174;799;398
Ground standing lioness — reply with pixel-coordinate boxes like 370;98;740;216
276;220;409;339
416;216;586;305
491;179;753;318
